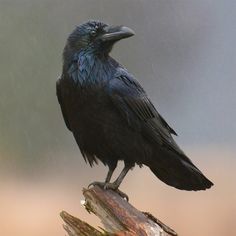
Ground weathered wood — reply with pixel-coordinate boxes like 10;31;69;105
61;186;177;236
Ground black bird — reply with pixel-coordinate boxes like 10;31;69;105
57;20;213;195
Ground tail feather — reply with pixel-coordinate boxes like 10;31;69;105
148;149;213;191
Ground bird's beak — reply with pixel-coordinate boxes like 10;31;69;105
100;25;135;42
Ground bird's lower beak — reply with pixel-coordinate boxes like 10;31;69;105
100;25;135;42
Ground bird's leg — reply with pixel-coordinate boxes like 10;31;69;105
88;162;133;200
111;163;133;188
88;163;116;189
105;167;114;183
103;162;134;200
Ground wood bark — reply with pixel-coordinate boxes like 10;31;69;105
61;186;177;236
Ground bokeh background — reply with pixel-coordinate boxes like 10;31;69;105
0;0;235;235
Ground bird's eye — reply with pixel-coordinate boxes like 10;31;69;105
90;30;97;37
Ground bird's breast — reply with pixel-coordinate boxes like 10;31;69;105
60;76;151;164
64;82;115;130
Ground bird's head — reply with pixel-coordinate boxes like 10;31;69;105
65;20;135;57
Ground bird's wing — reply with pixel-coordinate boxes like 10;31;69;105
56;77;71;131
108;70;184;155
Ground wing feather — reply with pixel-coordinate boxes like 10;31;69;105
108;72;183;155
56;77;72;131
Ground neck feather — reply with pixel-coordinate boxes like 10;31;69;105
65;48;117;85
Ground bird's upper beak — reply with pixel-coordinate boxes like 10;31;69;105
99;25;135;42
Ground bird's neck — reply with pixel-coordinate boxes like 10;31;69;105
68;49;117;85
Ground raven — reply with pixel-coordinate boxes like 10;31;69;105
57;20;213;195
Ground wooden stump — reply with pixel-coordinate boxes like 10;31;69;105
61;186;177;236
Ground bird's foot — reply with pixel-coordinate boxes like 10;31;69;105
88;181;129;201
88;181;108;189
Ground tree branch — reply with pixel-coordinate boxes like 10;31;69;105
61;186;177;236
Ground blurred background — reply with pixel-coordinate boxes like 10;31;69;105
0;0;235;235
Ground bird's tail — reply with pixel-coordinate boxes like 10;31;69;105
149;149;213;191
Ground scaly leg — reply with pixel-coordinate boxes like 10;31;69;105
89;162;134;201
88;163;116;188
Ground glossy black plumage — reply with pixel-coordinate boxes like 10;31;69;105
57;20;213;191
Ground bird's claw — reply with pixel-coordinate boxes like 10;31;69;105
88;181;129;201
88;181;106;189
